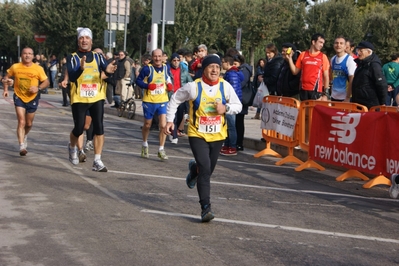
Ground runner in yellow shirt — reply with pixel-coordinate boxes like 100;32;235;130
2;47;49;156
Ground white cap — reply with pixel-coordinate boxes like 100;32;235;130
77;27;92;39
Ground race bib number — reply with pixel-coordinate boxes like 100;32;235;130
150;84;165;95
80;83;98;97
198;115;222;133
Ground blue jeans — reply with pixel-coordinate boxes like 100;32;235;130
386;85;399;106
224;114;237;148
50;70;58;89
113;95;121;107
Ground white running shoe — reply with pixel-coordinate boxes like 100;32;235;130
157;149;168;160
84;140;94;152
68;143;79;165
168;135;178;144
141;146;149;158
92;159;107;172
389;174;399;199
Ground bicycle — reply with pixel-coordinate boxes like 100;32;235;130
117;82;136;119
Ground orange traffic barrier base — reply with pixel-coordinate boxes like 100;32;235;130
254;142;282;159
363;175;391;189
275;147;304;166
336;169;369;182
295;159;325;172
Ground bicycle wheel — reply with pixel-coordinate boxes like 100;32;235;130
126;99;136;119
117;102;125;117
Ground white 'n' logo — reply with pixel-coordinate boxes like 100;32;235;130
328;112;361;144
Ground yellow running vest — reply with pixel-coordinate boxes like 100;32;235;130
188;79;227;141
70;52;105;104
142;64;169;103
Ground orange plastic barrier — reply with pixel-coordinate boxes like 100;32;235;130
295;100;368;173
359;105;397;189
253;95;303;166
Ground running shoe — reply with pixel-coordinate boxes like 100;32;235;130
201;204;214;222
141;145;149;158
78;150;87;163
168;135;178;144
19;136;28;156
92;159;108;172
19;148;27;156
158;149;168;160
68;143;79;165
186;159;198;189
389;174;399;199
84;140;94;152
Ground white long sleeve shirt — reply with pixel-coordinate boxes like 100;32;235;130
166;78;242;122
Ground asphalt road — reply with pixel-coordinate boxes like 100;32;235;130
0;92;398;266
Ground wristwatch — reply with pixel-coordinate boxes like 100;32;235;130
225;104;230;113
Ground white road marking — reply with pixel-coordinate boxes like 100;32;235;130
49;153;126;204
272;201;346;207
141;209;399;244
108;169;398;203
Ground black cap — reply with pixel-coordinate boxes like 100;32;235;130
201;54;221;70
356;41;374;51
171;53;180;60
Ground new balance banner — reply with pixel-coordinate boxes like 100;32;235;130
309;105;399;177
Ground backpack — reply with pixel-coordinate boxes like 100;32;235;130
240;64;256;106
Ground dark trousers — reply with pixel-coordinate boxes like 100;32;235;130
62;85;70;105
235;114;245;147
189;137;224;207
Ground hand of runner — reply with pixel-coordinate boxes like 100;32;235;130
164;122;174;135
215;101;227;115
106;60;117;74
80;56;86;70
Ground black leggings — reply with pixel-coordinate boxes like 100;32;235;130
71;100;105;137
86;122;94;141
189;137;224;207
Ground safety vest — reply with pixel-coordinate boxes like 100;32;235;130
142;64;170;103
70;52;105;104
188;79;227;141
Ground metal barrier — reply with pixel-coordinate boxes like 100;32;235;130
253;95;303;166
295;100;368;174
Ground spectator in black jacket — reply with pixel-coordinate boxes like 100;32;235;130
276;43;301;99
58;56;70;106
262;43;284;96
352;41;387;109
